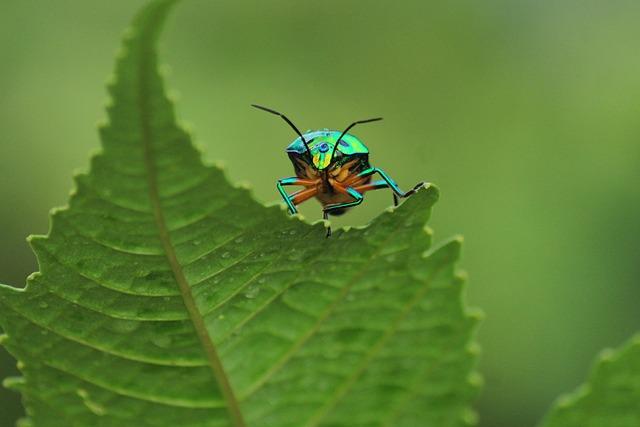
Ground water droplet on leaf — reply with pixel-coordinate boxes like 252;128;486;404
111;319;140;333
243;285;260;299
151;335;172;349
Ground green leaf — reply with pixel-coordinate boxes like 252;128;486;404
0;0;480;426
540;335;640;427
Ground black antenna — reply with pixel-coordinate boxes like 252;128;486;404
330;117;383;161
251;104;313;161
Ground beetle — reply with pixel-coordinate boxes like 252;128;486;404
252;104;425;237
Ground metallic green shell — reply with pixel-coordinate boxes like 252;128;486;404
286;130;369;170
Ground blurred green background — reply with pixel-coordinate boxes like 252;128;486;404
1;1;639;426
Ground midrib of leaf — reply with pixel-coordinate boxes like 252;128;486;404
135;9;245;427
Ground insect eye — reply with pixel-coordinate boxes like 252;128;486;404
318;143;330;153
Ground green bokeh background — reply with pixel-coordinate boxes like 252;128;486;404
1;1;639;426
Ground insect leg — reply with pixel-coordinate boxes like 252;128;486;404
352;180;389;193
324;187;365;213
349;179;400;206
276;177;317;214
356;167;424;201
323;210;331;237
321;185;365;238
290;187;318;206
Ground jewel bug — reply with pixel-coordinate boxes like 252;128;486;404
252;104;425;237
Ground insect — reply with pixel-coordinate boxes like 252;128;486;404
252;104;425;237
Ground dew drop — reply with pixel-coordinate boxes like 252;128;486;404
288;251;303;261
288;229;297;236
193;240;201;246
386;254;397;263
38;302;49;309
151;335;172;349
234;237;244;244
221;251;231;259
111;319;140;333
218;314;225;320
258;277;266;284
243;285;260;299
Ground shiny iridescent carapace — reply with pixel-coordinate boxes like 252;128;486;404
252;104;425;236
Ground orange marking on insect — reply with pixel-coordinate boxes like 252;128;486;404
328;180;350;194
291;186;319;205
341;172;370;187
292;178;319;187
353;182;387;194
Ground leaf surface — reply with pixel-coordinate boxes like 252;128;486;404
0;1;480;426
540;335;640;427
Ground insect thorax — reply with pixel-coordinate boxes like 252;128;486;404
286;130;369;170
288;151;370;182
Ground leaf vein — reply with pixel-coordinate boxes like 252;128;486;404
240;223;409;400
304;253;453;426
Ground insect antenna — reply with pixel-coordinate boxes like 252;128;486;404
251;104;313;162
331;117;383;161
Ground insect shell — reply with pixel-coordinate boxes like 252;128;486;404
252;104;424;237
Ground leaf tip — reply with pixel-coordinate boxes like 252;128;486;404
455;269;468;283
430;235;463;260
26;234;47;255
598;348;617;364
2;376;26;391
25;234;40;244
235;180;253;191
467;307;485;323
466;370;484;404
467;341;482;358
461;408;479;426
